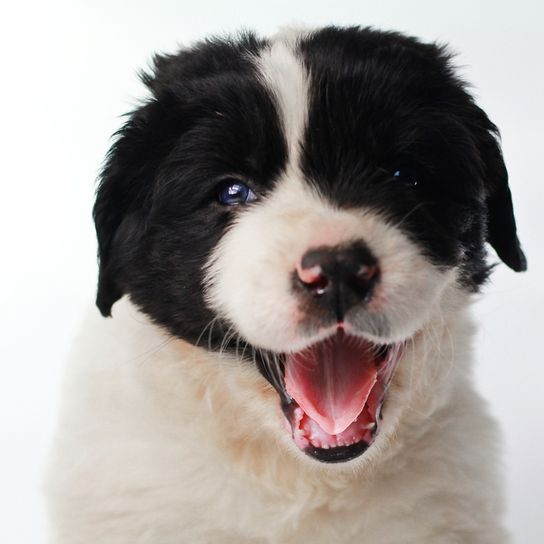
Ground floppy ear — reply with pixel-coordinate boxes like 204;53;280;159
94;105;154;316
93;94;181;316
468;108;527;272
486;166;527;272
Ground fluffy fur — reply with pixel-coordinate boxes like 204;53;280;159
46;26;526;543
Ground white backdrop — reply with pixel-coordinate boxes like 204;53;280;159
1;1;542;542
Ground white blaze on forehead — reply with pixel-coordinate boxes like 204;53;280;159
254;35;309;165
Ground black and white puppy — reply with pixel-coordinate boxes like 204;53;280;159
47;26;526;543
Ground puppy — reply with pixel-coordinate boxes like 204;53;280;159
46;26;526;543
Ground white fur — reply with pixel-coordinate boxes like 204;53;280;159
255;36;309;159
45;34;510;543
46;297;508;543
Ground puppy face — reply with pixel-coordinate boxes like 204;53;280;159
94;27;525;463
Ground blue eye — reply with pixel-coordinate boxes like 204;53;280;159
217;180;257;206
393;169;418;187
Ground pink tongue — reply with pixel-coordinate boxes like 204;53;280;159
285;331;378;435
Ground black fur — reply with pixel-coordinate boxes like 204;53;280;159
94;27;526;347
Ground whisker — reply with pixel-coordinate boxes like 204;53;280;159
195;316;219;349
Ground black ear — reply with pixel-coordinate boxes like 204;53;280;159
93;93;181;316
466;106;527;272
486;170;527;272
94;105;154;316
480;128;526;272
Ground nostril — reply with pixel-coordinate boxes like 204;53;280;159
302;274;329;295
346;264;379;299
356;264;379;282
297;264;330;295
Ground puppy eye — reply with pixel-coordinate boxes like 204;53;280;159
393;169;418;187
217;179;257;206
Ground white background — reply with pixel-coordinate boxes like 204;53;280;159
1;1;543;542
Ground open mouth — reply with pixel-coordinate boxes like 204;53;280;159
278;329;403;463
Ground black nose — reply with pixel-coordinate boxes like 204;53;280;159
296;243;379;321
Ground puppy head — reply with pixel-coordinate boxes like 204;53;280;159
94;27;525;464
